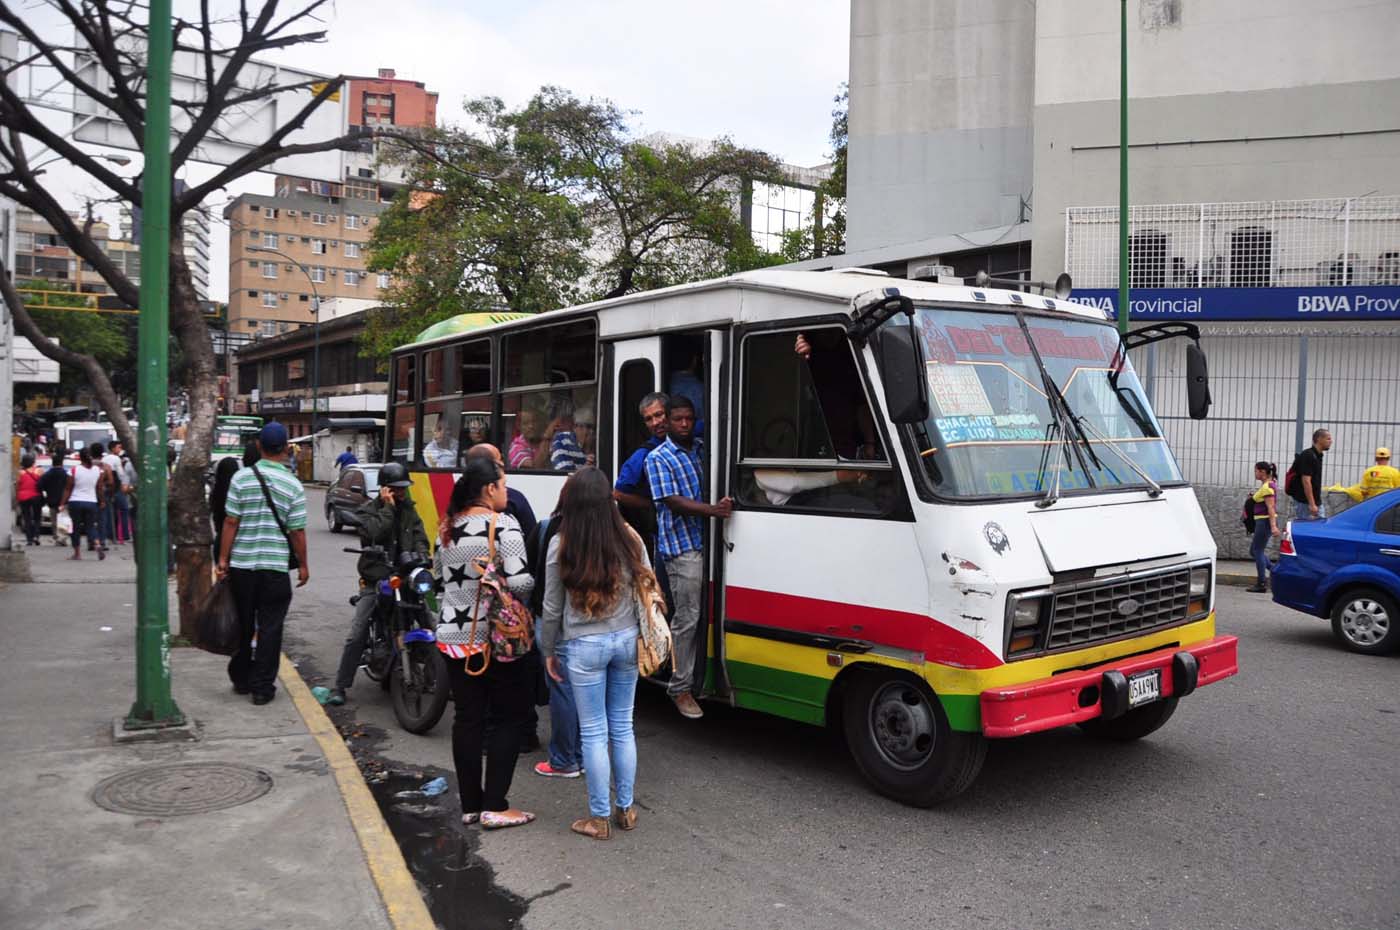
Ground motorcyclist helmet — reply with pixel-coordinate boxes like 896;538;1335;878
380;461;412;488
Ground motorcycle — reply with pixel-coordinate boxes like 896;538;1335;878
343;545;450;734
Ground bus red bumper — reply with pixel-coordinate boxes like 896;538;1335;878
979;635;1239;738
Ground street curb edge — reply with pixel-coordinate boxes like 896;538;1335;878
278;653;435;930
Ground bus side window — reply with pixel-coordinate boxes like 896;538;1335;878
737;328;893;514
389;353;417;464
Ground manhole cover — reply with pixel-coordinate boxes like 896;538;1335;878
92;762;273;816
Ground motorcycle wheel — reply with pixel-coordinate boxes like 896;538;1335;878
390;642;450;734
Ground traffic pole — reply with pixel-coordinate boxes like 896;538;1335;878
126;0;183;728
1117;0;1130;337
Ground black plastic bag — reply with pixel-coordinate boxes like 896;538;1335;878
196;579;241;656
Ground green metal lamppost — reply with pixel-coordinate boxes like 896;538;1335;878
126;0;182;728
1118;0;1131;337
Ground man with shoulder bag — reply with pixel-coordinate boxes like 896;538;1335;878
216;422;310;705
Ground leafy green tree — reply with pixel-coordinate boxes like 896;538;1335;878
12;283;133;404
816;83;848;258
365;86;782;351
363;97;591;357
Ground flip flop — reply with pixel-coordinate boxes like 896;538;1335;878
481;810;535;830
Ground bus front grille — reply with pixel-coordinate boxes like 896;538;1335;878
1045;566;1192;650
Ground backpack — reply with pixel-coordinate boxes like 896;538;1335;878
462;513;535;676
1284;465;1300;500
1241;495;1257;534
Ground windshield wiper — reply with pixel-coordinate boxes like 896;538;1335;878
1067;415;1164;497
1034;419;1067;509
1014;311;1103;496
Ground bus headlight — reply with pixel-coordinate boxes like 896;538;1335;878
1187;565;1211;619
1005;592;1047;657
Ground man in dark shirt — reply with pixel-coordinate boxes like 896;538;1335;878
1288;428;1332;520
38;444;70;545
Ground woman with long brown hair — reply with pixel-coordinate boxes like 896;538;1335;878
435;456;536;830
540;466;653;839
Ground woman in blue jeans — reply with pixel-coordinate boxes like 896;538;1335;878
1247;461;1280;593
540;467;651;840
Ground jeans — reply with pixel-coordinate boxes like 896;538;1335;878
99;499;114;545
19;498;42;543
227;568;293;699
566;627;639;818
68;501;98;552
112;491;132;543
1250;519;1274;585
448;651;534;814
1294;499;1327;521
662;550;704;696
545;641;581;772
333;593;378;690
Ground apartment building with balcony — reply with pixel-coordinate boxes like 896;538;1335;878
14;207;140;294
223;185;392;338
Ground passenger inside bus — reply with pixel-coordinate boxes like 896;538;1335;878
507;405;548;470
422;418;458;468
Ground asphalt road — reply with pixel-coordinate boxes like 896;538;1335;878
286;488;1399;930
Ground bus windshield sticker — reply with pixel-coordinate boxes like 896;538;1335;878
925;361;993;417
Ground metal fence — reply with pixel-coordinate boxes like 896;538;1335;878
1067;196;1400;290
1144;326;1400;489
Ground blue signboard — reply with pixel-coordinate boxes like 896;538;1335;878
1069;286;1400;321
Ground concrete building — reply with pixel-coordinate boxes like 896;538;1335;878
232;308;387;439
222;184;392;338
120;202;212;299
13;207;140;294
346;68;438;129
221;66;438;340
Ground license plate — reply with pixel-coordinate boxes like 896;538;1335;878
1128;669;1161;707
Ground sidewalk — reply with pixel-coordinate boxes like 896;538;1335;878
0;542;431;930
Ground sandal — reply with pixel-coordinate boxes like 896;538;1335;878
613;805;638;831
461;812;480;826
481;809;535;830
571;816;611;840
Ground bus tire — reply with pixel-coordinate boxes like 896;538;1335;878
841;671;985;807
1078;697;1178;741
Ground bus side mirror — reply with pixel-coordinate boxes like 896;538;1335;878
877;324;929;424
1186;343;1211;420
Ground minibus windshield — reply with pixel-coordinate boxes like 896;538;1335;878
911;307;1183;498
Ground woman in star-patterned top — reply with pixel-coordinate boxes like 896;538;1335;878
434;457;536;830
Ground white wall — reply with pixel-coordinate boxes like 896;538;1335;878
1034;0;1400;106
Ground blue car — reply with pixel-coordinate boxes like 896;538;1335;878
1272;489;1400;654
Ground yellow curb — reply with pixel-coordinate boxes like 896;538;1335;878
278;654;436;930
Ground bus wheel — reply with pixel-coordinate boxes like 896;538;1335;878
842;672;986;807
1078;697;1178;741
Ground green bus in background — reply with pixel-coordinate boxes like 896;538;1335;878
212;415;263;466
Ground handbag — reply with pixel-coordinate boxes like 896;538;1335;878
251;463;300;570
464;513;535;676
626;528;672;677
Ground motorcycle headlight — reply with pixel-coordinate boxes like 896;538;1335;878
410;567;434;595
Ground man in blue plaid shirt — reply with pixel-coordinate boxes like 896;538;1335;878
644;394;732;719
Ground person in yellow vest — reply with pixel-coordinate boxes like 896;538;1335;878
1357;447;1400;499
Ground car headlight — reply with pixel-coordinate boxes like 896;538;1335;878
1187;565;1211;618
1005;593;1047;657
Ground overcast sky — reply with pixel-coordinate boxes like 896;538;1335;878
25;0;851;300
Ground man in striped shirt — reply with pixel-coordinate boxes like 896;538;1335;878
216;422;310;705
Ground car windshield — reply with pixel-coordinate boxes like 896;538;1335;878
910;306;1183;498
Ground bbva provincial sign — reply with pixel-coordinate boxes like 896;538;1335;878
1070;287;1400;321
